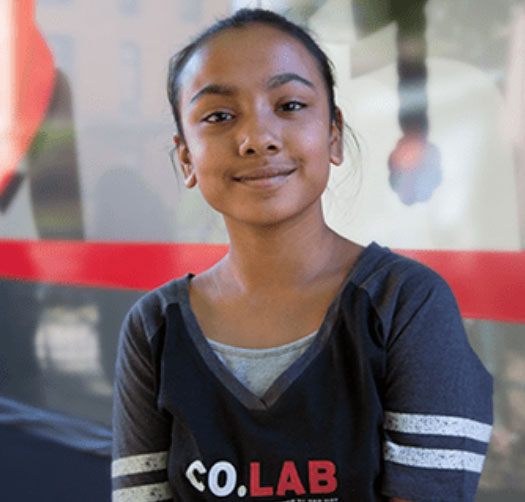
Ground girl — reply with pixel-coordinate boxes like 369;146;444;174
112;9;492;502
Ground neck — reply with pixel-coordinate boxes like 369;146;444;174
220;203;344;292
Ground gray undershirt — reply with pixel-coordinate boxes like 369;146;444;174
207;331;318;398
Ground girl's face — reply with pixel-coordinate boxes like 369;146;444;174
176;24;343;228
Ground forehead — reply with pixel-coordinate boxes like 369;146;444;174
179;24;324;100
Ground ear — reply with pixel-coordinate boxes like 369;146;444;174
173;134;197;188
329;107;344;166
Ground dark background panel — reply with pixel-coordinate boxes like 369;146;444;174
0;279;143;426
0;426;110;501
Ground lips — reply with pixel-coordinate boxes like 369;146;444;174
232;166;297;183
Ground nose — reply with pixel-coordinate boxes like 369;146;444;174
237;114;282;157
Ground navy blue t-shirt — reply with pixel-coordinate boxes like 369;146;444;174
112;243;493;501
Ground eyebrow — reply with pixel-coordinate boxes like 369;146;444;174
189;72;315;104
190;84;235;104
266;72;315;90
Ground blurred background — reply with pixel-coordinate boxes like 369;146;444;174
0;0;524;500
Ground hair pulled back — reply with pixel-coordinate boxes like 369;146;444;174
167;8;337;142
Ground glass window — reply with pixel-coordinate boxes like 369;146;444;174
45;33;75;83
119;41;141;116
38;0;73;5
180;0;203;22
117;0;139;15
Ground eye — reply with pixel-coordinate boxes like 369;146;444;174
279;101;307;112
203;111;234;123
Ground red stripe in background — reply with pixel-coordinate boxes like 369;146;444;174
0;239;523;323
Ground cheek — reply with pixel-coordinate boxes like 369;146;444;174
186;127;231;165
193;178;225;214
292;122;333;161
184;131;208;161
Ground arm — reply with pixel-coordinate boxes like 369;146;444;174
380;266;493;501
112;308;174;502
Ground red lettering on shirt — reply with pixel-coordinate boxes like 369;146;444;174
308;460;338;494
276;460;306;496
249;462;273;496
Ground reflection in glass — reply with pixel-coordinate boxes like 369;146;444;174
119;41;141;116
34;303;113;401
118;0;139;15
467;319;525;496
45;33;75;82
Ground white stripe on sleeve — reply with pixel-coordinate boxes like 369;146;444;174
384;411;492;443
384;440;486;473
112;451;168;478
112;481;172;502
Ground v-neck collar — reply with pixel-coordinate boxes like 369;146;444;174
172;241;383;411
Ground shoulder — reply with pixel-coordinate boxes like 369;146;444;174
121;275;190;343
348;243;459;335
352;242;453;300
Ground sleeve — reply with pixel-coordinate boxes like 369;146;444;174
380;268;493;502
111;306;174;502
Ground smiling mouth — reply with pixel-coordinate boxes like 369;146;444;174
232;166;297;184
